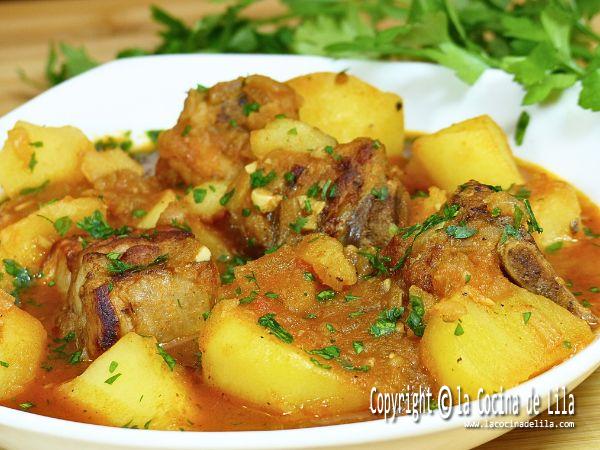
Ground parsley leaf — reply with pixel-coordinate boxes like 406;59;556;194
369;306;404;338
257;313;293;343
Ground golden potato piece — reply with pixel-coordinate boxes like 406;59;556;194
250;118;336;160
200;299;367;415
0;197;106;283
411;115;524;191
138;190;177;229
81;149;143;183
0;121;93;197
295;234;357;291
0;291;47;401
183;181;228;222
421;287;593;398
287;72;404;156
58;333;201;430
529;179;581;248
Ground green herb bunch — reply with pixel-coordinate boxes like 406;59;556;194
42;0;599;111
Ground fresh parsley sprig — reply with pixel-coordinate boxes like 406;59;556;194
37;1;600;111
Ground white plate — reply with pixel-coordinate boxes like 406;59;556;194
0;54;598;450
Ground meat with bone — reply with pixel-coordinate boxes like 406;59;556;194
57;228;219;358
157;75;301;185
386;180;597;326
225;138;409;251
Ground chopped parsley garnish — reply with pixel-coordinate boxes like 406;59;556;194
3;259;33;302
308;345;340;360
321;179;336;199
243;102;260;116
239;290;258;304
406;295;426;337
28;152;37;172
250;169;276;188
306;183;320;198
515;111;530;146
500;224;520;244
338;359;371;372
156;344;176;371
219;189;235;206
192;188;207;203
545;241;564;253
104;373;122;385
181;124;192;136
229;119;238;128
303;271;315;281
146;129;163;143
106;252;168;275
68;350;83;365
490;207;501;217
454;322;464;336
446;223;477;239
316;289;335;302
283;171;296;185
29;141;43;148
77;210;130;239
19;402;35;410
344;294;360;302
170;218;192;232
132;209;147;218
590;287;599;293
264;291;279;299
310;357;331;370
109;361;119;373
325;323;336;333
20;180;49;196
196;83;208;92
371;186;389;201
0;361;9;368
369;306;404;338
324;145;341;161
289;216;308;234
523;199;543;233
241;208;251;217
287;127;298;135
264;244;281;255
348;310;364;318
513;186;531;200
53;216;72;237
584;227;600;239
563;340;572;349
523;311;532;324
257;313;293;343
352;341;364;354
582;300;592;308
411;190;429;199
358;248;391;276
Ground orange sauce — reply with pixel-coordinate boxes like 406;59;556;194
1;160;599;431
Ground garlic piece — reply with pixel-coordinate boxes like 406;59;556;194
251;188;282;213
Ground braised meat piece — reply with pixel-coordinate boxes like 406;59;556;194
226;138;409;251
157;75;301;185
58;228;219;358
386;181;597;326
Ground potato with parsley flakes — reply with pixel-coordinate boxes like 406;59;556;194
183;180;229;222
0;291;47;401
250;118;337;160
0;197;106;291
421;286;593;399
200;298;368;415
0;121;93;197
287;72;404;157
58;333;202;430
410;115;524;191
